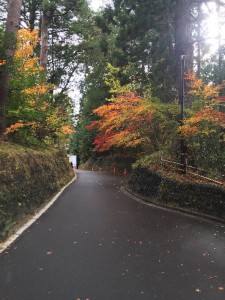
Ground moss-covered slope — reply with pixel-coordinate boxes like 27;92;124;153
0;142;74;241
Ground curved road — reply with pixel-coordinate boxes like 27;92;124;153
0;170;225;300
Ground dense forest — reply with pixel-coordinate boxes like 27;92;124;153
0;0;225;179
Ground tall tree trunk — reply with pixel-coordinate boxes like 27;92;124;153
29;0;38;31
196;2;201;78
174;0;193;86
0;0;23;135
174;0;193;112
217;2;222;85
40;9;50;72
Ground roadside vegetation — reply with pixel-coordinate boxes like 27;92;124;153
0;142;74;241
1;0;225;235
69;1;225;214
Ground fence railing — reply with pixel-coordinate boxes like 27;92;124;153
160;158;224;187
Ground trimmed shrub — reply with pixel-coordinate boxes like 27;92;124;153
128;167;225;219
128;168;162;197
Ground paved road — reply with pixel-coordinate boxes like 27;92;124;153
0;170;225;300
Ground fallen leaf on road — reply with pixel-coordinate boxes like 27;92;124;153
208;275;218;280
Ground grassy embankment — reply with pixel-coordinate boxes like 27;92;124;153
0;142;74;241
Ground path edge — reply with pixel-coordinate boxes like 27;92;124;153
122;186;225;226
0;174;77;254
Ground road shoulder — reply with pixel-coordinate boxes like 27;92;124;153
0;175;76;254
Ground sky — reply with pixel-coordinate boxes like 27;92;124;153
89;0;106;11
69;0;109;113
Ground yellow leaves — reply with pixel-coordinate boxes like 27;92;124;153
180;104;225;137
179;124;198;136
5;27;72;143
14;28;43;76
23;57;40;73
186;72;220;101
40;101;49;111
27;100;37;107
22;84;54;95
46;113;60;127
179;73;225;137
15;28;40;60
103;63;132;94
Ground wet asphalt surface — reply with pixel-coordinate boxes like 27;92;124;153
0;170;225;300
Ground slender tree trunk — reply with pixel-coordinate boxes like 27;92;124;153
40;9;50;72
216;3;225;151
217;3;222;85
174;0;193;84
29;0;38;31
0;0;23;135
196;2;201;78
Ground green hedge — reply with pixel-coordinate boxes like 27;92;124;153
128;168;225;219
0;142;74;241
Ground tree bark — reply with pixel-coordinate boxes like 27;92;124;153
196;2;201;77
174;0;193;83
0;0;23;135
40;9;50;72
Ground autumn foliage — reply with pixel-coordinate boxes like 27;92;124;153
85;69;225;178
180;73;225;137
87;92;156;151
2;28;73;145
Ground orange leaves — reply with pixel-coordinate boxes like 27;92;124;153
87;92;156;151
58;125;74;134
187;108;225;127
5;27;72;143
5;121;37;134
180;105;225;137
22;84;54;95
0;60;6;66
185;72;220;101
180;74;225;137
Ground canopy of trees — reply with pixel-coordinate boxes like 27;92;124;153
0;0;225;178
70;0;225;178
